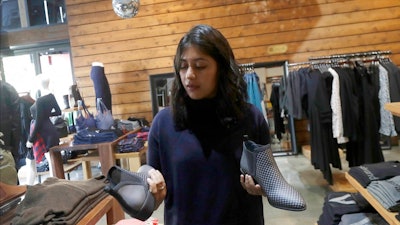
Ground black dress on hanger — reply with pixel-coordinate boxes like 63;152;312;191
270;82;285;140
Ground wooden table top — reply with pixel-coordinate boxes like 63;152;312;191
384;102;400;117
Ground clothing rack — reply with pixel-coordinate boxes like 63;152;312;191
287;61;311;69
308;50;391;61
267;76;282;83
288;50;392;68
239;63;255;74
286;50;397;186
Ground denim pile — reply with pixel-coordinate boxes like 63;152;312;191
116;133;145;153
73;129;118;145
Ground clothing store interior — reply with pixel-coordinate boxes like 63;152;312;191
1;1;400;225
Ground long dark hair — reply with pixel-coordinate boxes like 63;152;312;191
171;24;248;130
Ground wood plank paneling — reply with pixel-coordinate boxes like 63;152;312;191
3;24;70;47
65;0;400;123
69;7;400;58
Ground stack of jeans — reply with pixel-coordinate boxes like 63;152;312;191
116;134;145;153
73;129;118;144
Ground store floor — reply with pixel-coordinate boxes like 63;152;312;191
18;144;400;225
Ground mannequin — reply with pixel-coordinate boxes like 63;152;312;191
26;74;61;182
90;62;112;112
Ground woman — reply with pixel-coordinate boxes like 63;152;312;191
146;24;270;225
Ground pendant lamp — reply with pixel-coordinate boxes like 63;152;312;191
112;0;140;19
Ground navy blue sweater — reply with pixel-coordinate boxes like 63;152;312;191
148;104;270;225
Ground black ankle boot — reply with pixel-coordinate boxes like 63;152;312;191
104;165;155;221
69;84;82;107
63;94;70;109
240;138;306;211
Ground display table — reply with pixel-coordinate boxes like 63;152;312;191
385;102;400;117
49;128;142;179
2;195;125;225
345;172;400;225
76;195;125;225
37;160;82;182
68;147;147;179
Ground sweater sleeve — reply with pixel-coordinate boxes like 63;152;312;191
48;94;61;117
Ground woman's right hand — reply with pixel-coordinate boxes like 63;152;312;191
147;168;167;210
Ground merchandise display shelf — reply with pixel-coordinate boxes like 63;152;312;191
345;172;400;225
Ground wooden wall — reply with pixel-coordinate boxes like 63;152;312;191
0;24;69;48
65;0;400;126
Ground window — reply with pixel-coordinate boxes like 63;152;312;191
2;45;75;109
2;54;36;95
28;0;67;26
1;0;67;31
1;0;21;30
38;51;74;106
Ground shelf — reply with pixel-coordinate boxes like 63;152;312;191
62;105;91;113
345;172;400;225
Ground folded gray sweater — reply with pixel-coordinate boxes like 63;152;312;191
11;176;107;225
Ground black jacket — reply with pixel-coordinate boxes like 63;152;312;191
0;81;21;161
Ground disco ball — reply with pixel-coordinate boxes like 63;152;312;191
112;0;140;19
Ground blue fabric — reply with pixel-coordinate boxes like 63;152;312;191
147;104;269;225
75;104;96;132
116;136;145;153
90;65;112;113
95;98;114;130
244;72;264;113
73;129;117;144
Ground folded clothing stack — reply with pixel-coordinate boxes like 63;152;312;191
347;161;400;188
338;212;389;225
0;182;26;217
117;134;145;153
317;191;374;225
367;175;400;212
117;119;141;132
347;161;400;223
73;129;118;144
11;176;107;225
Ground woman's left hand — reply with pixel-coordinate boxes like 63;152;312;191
240;174;265;196
147;169;167;209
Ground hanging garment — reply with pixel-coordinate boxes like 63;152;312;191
244;72;264;114
270;83;285;140
345;63;384;167
335;67;359;140
29;120;46;164
378;64;397;137
286;68;309;119
306;69;341;185
328;68;349;144
379;60;400;132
